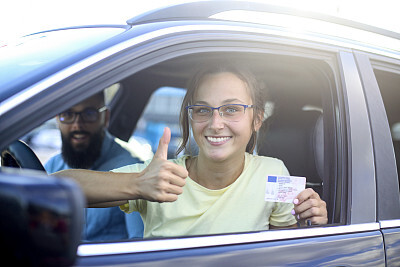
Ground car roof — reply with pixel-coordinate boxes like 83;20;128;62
127;0;400;41
1;1;398;100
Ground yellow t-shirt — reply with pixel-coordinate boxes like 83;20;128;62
115;153;296;238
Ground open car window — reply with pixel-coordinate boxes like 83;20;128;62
3;46;344;245
106;49;341;240
20;84;126;165
121;51;340;231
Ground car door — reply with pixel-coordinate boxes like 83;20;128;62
61;23;385;265
354;52;400;266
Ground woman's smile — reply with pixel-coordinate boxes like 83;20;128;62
206;136;232;145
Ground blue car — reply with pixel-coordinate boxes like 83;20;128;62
1;1;399;266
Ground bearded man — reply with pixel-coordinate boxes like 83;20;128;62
45;92;144;241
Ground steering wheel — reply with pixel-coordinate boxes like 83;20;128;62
1;140;46;172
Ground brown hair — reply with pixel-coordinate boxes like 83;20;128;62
177;63;265;155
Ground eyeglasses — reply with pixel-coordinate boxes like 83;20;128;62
186;104;254;122
58;106;107;124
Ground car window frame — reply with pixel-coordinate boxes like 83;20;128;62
354;52;400;221
1;23;383;260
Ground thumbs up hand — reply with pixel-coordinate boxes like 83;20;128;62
137;127;188;202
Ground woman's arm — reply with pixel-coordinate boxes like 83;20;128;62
52;128;188;208
52;169;137;206
292;188;328;225
270;188;328;229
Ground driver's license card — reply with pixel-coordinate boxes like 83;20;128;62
265;175;306;203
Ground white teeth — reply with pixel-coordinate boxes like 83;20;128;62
207;136;230;143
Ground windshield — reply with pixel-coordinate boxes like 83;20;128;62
0;27;125;100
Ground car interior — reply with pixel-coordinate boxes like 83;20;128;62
2;51;341;241
107;51;339;225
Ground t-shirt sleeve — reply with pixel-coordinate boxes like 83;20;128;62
120;199;147;214
269;202;297;227
112;160;150;214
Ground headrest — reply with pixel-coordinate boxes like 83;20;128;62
257;108;324;194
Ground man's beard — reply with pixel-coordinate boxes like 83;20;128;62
61;130;104;169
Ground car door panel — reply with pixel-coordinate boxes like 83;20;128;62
381;222;400;266
76;225;384;266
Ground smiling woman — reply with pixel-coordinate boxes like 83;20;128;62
179;64;264;156
53;62;327;239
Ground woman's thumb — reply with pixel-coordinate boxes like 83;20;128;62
154;127;171;160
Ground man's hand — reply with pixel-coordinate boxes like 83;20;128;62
292;188;328;225
136;127;188;202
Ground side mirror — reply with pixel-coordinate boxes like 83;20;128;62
0;169;85;266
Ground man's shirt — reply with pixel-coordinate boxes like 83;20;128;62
45;131;144;241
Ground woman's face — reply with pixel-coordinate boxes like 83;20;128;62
191;72;259;162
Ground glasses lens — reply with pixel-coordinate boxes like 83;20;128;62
81;108;99;122
220;105;245;121
59;111;75;123
190;106;212;122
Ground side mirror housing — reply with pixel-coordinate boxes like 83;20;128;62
0;169;84;266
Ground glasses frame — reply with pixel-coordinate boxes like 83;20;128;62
186;104;254;122
58;106;107;124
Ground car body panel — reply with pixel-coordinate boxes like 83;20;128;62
353;53;400;220
1;18;397;118
76;225;384;266
338;51;376;224
1;1;399;266
381;221;400;266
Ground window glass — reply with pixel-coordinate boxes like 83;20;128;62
373;68;400;184
21;118;60;165
21;84;121;165
0;28;125;95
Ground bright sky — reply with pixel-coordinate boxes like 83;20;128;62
0;0;399;42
